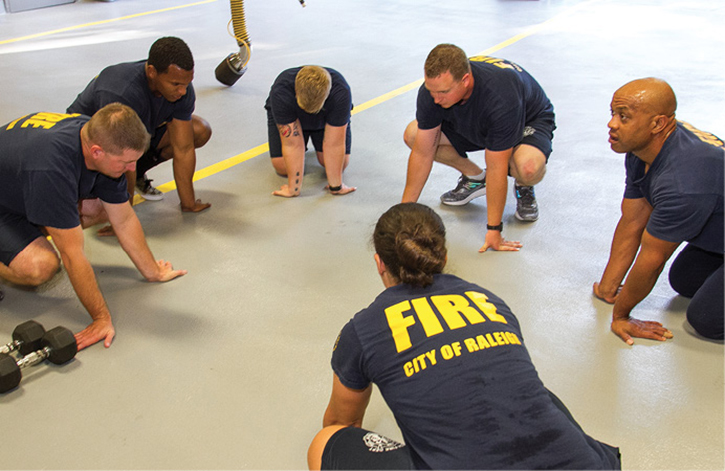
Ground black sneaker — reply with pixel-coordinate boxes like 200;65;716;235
513;184;538;221
440;174;486;206
135;176;164;201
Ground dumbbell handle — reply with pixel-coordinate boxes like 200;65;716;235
15;347;52;370
0;341;23;355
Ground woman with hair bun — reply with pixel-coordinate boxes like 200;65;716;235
308;203;620;470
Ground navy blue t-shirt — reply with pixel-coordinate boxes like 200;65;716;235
67;61;195;136
264;67;352;131
332;274;618;470
624;121;724;254
416;56;554;151
0;112;128;229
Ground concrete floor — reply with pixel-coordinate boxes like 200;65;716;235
0;0;723;469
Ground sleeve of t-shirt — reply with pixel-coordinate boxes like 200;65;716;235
483;76;526;151
646;194;717;243
415;85;443;130
23;170;80;229
324;83;352;127
623;155;645;199
331;321;371;390
269;85;299;126
172;85;195;122
92;175;131;204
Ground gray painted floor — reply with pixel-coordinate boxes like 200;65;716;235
0;0;723;469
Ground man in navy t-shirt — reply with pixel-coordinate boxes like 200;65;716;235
0;104;187;351
402;44;555;252
594;78;724;343
68;37;211;212
265;66;355;197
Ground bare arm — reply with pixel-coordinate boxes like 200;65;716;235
45;225;115;350
104;201;187;282
166;118;210;212
594;197;653;302
401;125;442;203
479;148;522;252
273;120;306;197
610;229;679;344
322;374;373;428
322;123;355;195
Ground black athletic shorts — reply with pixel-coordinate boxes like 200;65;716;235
136;124;167;176
320;427;414;470
442;113;556;161
266;110;352;159
0;212;43;265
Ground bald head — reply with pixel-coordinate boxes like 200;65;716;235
615;78;677;117
608;78;679;160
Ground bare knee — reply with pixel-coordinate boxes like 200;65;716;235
515;163;546;186
192;115;212;148
9;246;60;286
511;145;547;185
271;157;287;176
403;120;419;149
308;425;348;470
79;199;109;229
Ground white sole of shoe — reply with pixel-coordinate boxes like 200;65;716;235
440;187;487;206
137;191;164;201
514;210;538;222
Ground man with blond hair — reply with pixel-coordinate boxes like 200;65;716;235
402;44;556;252
265;66;355;197
0;104;187;351
594;77;723;344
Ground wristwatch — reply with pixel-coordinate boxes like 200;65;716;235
486;223;503;231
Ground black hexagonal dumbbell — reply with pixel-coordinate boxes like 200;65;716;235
1;320;46;357
0;326;77;393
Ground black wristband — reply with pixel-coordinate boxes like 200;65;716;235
328;184;342;192
486;223;503;231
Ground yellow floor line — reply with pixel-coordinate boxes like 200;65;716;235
0;0;217;46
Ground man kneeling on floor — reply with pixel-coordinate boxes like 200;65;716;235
0;104;187;350
594;77;724;344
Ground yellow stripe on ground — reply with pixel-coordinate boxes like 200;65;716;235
0;0;217;46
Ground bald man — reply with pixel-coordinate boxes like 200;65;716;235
594;78;724;344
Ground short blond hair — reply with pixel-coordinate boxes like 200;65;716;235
425;44;470;81
295;66;332;114
86;103;150;155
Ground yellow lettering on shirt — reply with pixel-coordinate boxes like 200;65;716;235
494;331;509;345
680;121;724;148
17;112;80;130
476;334;491;349
385;291;509;353
469;55;523;72
403;349;437;377
432;295;486;329
466;291;508;324
505;332;521;345
402;333;521;378
464;337;479;352
411;297;444;338
385;300;416;353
